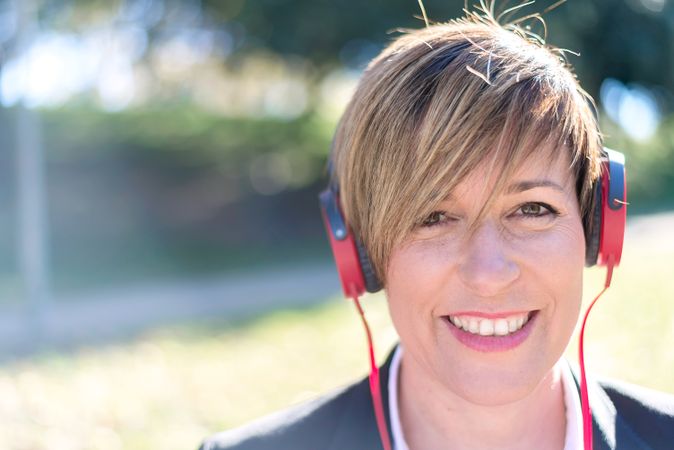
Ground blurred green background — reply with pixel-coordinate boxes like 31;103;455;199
0;0;673;449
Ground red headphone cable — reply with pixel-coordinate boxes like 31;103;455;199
578;262;614;450
352;295;394;450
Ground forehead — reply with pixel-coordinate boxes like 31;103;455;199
508;146;575;183
442;143;577;202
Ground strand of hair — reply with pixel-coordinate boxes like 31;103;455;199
466;65;493;85
508;12;548;42
417;0;430;28
458;29;490;53
508;11;542;26
411;14;439;27
496;1;536;24
542;0;568;15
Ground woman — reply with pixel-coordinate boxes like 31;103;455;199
201;6;674;450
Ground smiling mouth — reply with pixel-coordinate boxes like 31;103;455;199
444;311;538;337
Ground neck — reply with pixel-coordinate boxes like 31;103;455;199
397;354;567;450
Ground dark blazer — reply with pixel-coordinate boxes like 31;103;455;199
200;345;674;450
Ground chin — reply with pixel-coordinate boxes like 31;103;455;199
441;367;546;406
431;339;558;407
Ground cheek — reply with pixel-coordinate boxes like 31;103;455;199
520;216;585;275
525;220;585;335
550;221;585;286
385;247;426;329
384;241;458;343
385;239;455;306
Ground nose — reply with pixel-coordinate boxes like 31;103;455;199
457;219;520;297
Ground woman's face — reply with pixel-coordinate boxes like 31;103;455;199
384;150;585;406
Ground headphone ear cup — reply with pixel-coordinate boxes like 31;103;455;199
319;188;373;298
585;178;602;267
596;148;627;267
354;238;382;293
586;148;627;268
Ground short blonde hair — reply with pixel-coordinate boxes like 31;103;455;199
330;10;603;285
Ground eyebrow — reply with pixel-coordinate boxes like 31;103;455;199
441;179;567;201
505;179;566;194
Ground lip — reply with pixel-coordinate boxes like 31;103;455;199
443;310;538;353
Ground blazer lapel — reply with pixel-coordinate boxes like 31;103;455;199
583;368;617;450
567;361;653;450
327;350;653;450
326;345;398;450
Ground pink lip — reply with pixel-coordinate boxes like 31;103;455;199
444;311;538;353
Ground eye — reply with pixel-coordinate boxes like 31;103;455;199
514;202;559;218
420;211;451;228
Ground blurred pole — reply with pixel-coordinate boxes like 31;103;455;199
13;0;50;340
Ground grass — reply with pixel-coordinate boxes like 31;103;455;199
0;230;672;450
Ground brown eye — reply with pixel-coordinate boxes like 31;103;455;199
520;203;543;216
421;211;448;227
516;202;559;218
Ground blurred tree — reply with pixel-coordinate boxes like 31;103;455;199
543;0;673;112
198;0;673;107
5;0;668;102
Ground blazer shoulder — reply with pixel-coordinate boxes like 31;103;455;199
199;376;372;450
598;377;674;446
599;377;674;416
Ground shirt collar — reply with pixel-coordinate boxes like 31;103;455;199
387;345;584;450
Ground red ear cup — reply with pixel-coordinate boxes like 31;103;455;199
319;188;376;298
596;149;627;266
585;148;627;267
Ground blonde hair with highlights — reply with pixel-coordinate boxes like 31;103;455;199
330;4;603;285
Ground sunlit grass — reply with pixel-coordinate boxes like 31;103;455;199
0;295;398;450
0;233;672;450
570;238;674;391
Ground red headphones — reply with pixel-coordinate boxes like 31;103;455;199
319;147;627;299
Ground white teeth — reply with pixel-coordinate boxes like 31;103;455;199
460;317;469;330
494;319;509;336
479;320;494;336
448;312;532;336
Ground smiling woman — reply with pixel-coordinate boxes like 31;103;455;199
386;150;585;419
200;3;674;450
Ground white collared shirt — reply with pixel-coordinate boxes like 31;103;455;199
388;345;584;450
